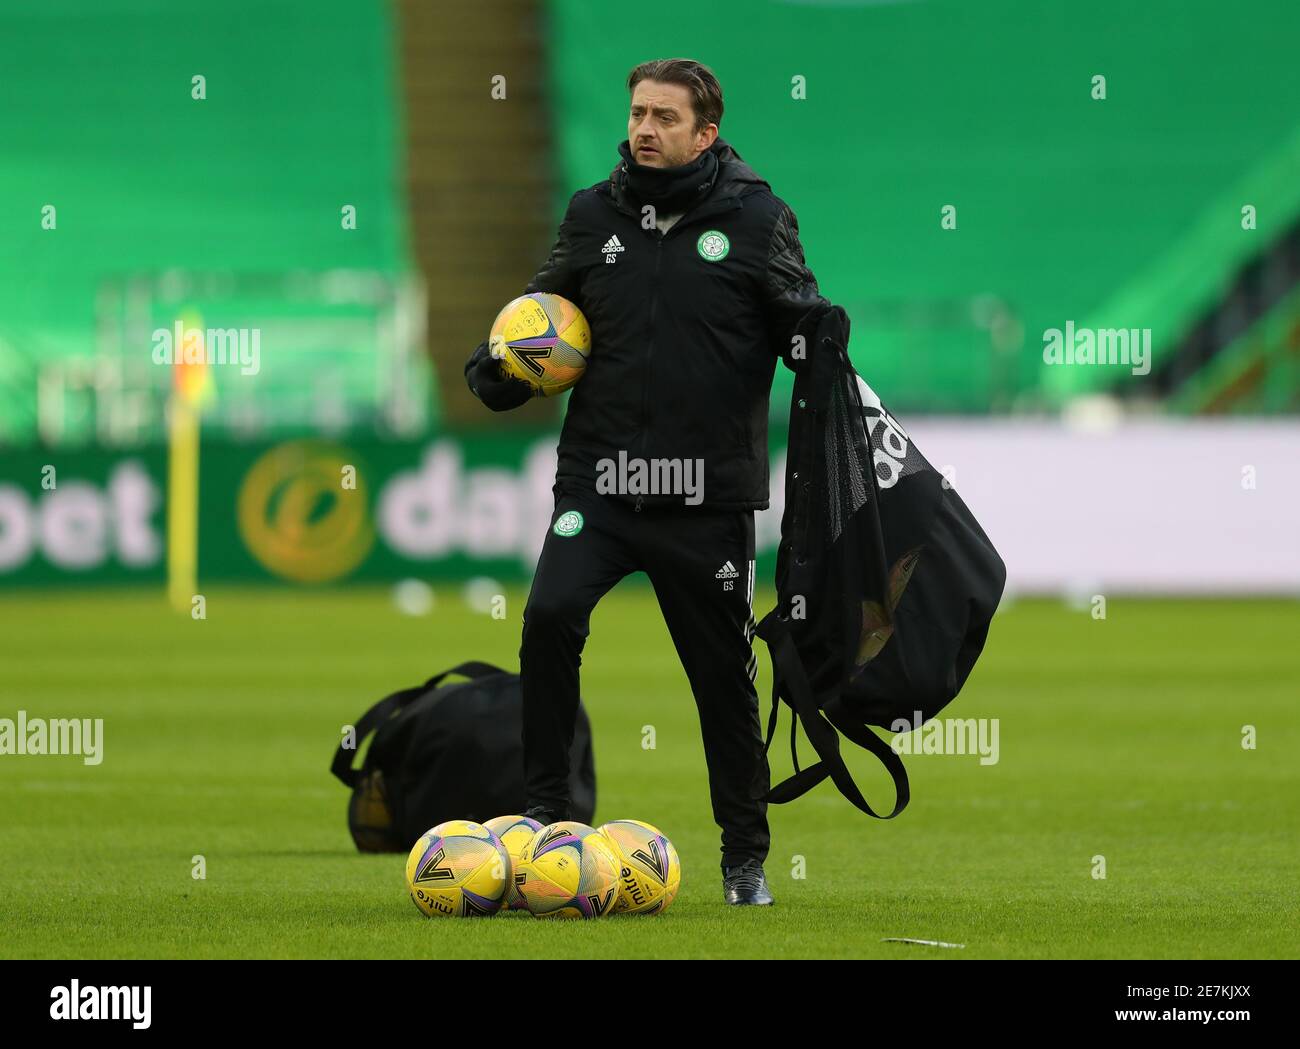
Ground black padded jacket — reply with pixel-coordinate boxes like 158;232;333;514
465;136;831;510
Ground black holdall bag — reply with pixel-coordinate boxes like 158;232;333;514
330;661;597;852
753;305;1006;819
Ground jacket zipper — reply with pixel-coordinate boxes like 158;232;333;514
636;233;664;512
606;194;739;512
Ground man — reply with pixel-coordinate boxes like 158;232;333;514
465;58;830;906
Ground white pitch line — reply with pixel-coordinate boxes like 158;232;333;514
881;937;966;949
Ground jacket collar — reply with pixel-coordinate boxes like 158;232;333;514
598;136;768;227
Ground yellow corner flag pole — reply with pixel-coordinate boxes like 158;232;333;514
167;312;207;612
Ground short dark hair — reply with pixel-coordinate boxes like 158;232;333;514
626;58;723;133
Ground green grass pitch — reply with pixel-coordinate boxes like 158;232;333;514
1;587;1296;959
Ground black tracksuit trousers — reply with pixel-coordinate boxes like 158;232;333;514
520;484;771;869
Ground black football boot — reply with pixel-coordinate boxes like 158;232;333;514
524;804;566;827
722;858;775;905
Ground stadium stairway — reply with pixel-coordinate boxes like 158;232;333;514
395;0;563;428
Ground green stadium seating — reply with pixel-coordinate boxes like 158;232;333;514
546;0;1300;413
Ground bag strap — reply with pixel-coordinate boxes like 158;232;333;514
329;683;424;789
423;660;506;690
755;614;909;819
751;609;790;800
823;703;910;818
329;661;508;788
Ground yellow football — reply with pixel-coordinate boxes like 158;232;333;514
483;814;545;911
404;819;511;918
599;819;682;915
489;292;591;396
515;820;619;919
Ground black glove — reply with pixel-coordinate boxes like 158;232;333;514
464;339;533;412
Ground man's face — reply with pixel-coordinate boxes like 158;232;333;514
628;80;717;168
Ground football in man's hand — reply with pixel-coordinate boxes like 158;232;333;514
489;292;591;396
